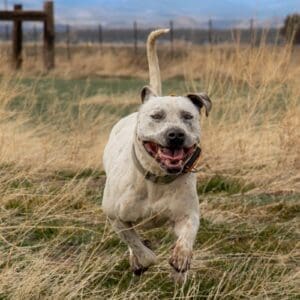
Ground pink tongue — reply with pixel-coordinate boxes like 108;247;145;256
161;148;172;156
174;149;184;159
161;148;184;160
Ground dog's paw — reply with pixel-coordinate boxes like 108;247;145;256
130;253;149;276
169;244;192;273
129;247;157;276
140;247;157;266
170;268;188;284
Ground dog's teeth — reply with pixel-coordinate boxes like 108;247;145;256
155;147;162;160
157;148;161;156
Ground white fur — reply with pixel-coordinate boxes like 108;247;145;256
102;102;200;275
102;29;206;278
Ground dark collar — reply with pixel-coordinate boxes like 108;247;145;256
131;145;201;185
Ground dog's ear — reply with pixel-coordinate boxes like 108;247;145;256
141;86;157;103
186;93;212;116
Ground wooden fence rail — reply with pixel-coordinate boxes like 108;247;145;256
0;0;54;70
0;10;46;21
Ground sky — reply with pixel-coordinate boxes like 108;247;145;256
4;0;300;27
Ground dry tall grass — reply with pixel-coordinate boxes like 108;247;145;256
0;41;299;299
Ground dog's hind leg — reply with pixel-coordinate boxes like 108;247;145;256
110;219;157;275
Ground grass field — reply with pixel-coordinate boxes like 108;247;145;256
0;42;299;299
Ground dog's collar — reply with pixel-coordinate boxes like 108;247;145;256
131;144;201;185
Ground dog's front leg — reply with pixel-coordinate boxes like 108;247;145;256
169;214;199;273
110;219;157;275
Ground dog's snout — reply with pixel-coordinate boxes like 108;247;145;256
168;131;184;139
166;128;185;148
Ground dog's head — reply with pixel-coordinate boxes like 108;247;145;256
136;86;212;174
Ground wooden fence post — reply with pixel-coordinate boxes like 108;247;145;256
43;0;55;70
133;21;137;54
250;18;255;48
98;24;103;49
170;20;174;58
12;4;22;70
5;24;9;56
33;25;38;59
66;24;71;60
5;24;9;40
208;18;213;47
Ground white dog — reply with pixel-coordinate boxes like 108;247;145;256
102;29;211;278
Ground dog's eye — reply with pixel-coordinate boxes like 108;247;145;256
182;112;193;120
150;112;164;120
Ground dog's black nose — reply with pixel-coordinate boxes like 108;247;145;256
166;128;185;148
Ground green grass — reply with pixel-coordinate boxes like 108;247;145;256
0;75;298;298
5;76;186;113
53;168;105;180
1;76;189;134
1;169;298;298
197;174;255;194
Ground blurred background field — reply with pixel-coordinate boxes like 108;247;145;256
0;1;299;299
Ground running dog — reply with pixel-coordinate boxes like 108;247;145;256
102;29;212;279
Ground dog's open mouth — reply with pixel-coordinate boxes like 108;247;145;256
143;141;196;173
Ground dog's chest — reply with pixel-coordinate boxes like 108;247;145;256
119;186;174;224
134;197;173;228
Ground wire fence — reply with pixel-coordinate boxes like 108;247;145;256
0;20;285;62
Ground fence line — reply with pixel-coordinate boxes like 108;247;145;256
0;0;54;70
250;18;254;48
133;21;138;54
0;19;284;47
208;18;213;46
98;24;103;49
33;24;37;58
66;24;71;60
0;18;286;67
12;4;22;69
169;20;174;57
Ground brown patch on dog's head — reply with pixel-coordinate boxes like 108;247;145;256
141;86;157;103
186;93;212;116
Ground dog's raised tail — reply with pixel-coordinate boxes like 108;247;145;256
147;29;170;96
